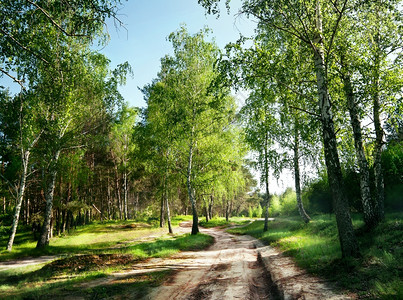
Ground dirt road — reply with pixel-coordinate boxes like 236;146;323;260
144;226;276;300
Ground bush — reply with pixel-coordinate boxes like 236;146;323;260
253;204;263;218
279;189;298;216
248;206;253;218
269;195;281;217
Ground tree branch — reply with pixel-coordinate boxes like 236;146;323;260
0;67;26;90
0;27;49;64
26;0;89;37
289;105;321;118
326;0;349;65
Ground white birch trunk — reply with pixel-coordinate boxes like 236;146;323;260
187;139;199;235
343;72;377;227
6;151;29;251
312;1;359;258
293;128;310;223
37;149;61;248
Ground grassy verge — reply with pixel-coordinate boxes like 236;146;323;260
199;217;251;228
0;215;193;261
0;232;213;299
228;213;402;299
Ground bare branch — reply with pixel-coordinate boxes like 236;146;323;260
326;0;349;65
0;67;26;90
289;105;321;118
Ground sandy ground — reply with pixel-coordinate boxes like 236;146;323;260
145;225;275;300
70;222;274;299
0;225;184;271
1;221;353;299
0;255;60;271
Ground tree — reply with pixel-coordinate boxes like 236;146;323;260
141;26;244;235
199;0;360;257
0;91;43;251
109;105;138;220
356;0;402;222
0;0;124;90
35;47;130;248
240;86;277;231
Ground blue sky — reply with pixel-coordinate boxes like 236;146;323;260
98;0;256;108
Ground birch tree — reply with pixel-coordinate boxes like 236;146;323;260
199;0;361;257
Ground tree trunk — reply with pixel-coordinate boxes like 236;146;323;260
208;194;214;220
36;149;61;248
114;165;122;220
123;167;128;220
293;125;310;223
225;198;229;222
160;195;165;227
164;176;173;234
56;208;60;236
187;140;199;235
6;151;30;251
204;196;210;222
342;72;377;228
263;132;270;232
372;41;385;222
313;40;359;258
135;192;139;219
62;209;66;233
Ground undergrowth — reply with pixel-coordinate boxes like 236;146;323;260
0;215;193;261
0;231;213;299
228;213;402;299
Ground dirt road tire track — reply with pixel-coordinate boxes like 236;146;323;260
146;227;278;300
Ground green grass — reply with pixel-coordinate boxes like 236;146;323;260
0;215;194;261
0;217;213;299
199;216;251;228
81;270;172;300
228;213;402;299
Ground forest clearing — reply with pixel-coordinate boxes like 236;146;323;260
1;0;402;299
1;214;401;299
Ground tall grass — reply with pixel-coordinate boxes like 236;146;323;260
229;214;402;299
0;219;213;299
0;215;193;260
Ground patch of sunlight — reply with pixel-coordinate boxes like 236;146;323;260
151;249;178;258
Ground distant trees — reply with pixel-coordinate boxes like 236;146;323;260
141;26;249;235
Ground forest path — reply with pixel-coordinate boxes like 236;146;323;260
143;224;276;299
69;222;276;299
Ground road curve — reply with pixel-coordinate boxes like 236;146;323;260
145;226;276;300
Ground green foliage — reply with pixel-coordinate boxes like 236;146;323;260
253;204;263;218
383;141;403;211
199;217;250;228
248;206;253;218
302;175;333;214
278;189;298;216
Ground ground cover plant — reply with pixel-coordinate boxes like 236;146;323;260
228;213;402;299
